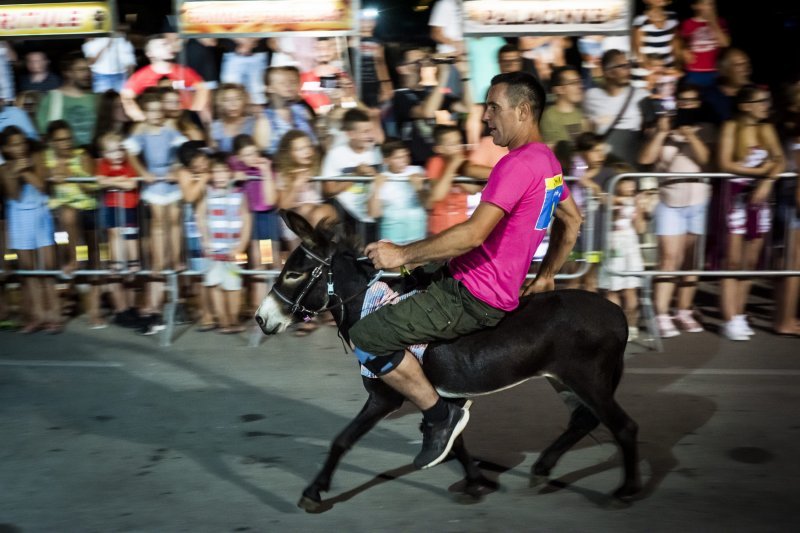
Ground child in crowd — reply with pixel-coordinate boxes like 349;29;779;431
425;125;484;235
229;133;279;313
176;141;215;331
126;90;187;273
44;120;97;276
96;132;141;327
196;154;252;334
598;176;649;341
565;132;617;292
368;139;427;244
125;90;187;335
274;129;337;336
275;129;338;235
0;125;62;333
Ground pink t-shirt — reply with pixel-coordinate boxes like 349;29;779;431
449;142;570;312
681;18;728;73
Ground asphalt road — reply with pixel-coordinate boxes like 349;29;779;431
1;304;798;532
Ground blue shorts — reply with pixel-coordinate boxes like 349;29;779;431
7;207;55;250
655;202;708;236
253;209;281;241
104;206;139;238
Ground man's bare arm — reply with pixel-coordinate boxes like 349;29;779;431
365;202;505;268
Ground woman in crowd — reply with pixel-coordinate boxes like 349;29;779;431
43;120;97;276
0;126;61;333
717;85;785;341
210;83;268;153
639;82;711;338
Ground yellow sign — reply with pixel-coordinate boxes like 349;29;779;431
178;0;354;35
0;2;112;37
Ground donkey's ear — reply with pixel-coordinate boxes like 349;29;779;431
280;210;317;246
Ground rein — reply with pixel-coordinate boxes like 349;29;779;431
271;245;384;351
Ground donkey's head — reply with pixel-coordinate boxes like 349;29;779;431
254;210;349;335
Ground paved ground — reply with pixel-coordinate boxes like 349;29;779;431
1;294;799;533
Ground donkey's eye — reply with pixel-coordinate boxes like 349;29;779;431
284;272;304;282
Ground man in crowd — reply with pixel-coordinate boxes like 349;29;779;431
19;51;61;93
35;52;97;147
541;66;590;148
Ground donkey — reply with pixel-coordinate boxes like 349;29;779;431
255;212;641;511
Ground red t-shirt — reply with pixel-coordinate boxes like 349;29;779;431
124;64;204;109
681;18;728;73
425;155;470;235
97;159;139;208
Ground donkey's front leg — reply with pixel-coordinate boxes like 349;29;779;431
299;379;404;512
451;435;498;501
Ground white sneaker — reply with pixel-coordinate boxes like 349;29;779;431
628;326;639;342
723;319;750;341
656;314;680;338
735;315;754;336
674;310;703;333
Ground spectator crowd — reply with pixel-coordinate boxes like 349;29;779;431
0;0;798;342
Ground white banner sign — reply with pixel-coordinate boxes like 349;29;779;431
463;0;632;36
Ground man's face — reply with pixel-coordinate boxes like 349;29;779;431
315;39;337;65
603;55;632;88
67;59;92;91
26;53;48;75
346;121;374;151
723;51;751;86
554;70;584;105
399;49;428;82
483;83;520;148
146;38;175;63
498;51;523;74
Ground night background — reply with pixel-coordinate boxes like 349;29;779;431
7;1;800;90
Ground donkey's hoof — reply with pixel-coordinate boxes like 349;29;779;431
606;483;641;508
298;495;324;513
529;473;549;488
460;475;499;502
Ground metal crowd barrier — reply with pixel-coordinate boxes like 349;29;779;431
602;172;800;352
1;175;596;347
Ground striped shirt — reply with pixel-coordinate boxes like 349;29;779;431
206;186;245;260
633;11;679;66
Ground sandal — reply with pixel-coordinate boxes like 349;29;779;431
20;322;45;334
196;322;217;332
44;322;65;335
219;325;245;334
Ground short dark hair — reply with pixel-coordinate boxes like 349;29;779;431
46;119;72;139
497;43;519;60
342;108;371;131
59;51;87;74
601;49;626;71
265;65;300;86
550;66;580;90
380;138;408;158
433;124;462;145
209;152;231;167
489;71;547;123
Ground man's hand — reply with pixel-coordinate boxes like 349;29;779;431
522;275;555;297
354;163;377;177
364;240;406;270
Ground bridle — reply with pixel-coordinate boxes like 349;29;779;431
271;244;383;323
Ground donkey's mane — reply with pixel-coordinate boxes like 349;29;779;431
315;218;363;257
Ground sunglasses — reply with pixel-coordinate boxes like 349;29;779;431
607;62;632;70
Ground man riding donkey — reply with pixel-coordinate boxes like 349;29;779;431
351;71;583;470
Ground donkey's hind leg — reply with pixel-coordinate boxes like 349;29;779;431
299;379;404;512
558;376;641;501
451;435;498;501
531;378;600;485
